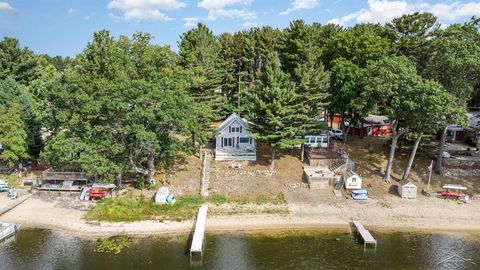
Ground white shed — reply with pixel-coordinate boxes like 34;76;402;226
344;170;362;190
398;180;417;199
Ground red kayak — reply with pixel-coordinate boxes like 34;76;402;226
440;191;466;198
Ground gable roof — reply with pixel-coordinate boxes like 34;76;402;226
364;115;389;125
218;113;248;133
399;179;416;186
346;170;360;179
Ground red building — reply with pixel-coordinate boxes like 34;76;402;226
348;115;392;137
325;114;393;137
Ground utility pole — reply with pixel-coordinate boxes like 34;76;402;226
427;160;433;191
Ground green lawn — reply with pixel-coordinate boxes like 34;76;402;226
85;193;287;222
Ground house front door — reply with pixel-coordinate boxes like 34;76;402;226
223;137;233;148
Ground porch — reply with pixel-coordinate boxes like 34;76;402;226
215;148;257;161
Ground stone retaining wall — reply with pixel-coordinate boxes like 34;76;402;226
443;168;480;177
443;157;480;167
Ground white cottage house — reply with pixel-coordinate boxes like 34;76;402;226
215;113;256;161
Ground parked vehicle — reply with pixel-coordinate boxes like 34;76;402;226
0;184;8;192
328;128;344;139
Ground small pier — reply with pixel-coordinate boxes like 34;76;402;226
352;220;377;249
0;222;21;242
190;205;209;262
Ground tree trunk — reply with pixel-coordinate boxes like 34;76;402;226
300;144;305;162
191;132;196;148
115;173;122;188
147;154;156;185
270;147;276;171
402;133;423;181
384;121;399;182
435;125;448;174
237;62;241;111
343;125;350;143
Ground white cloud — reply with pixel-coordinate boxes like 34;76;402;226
107;0;186;21
184;17;200;27
0;2;17;13
279;0;318;16
198;0;256;20
67;8;78;16
207;9;256;20
107;0;186;10
242;21;258;27
198;0;252;9
328;0;480;25
84;15;91;20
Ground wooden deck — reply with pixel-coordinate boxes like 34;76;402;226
352;220;377;249
42;171;88;182
190;205;209;262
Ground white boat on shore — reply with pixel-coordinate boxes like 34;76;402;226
0;222;21;241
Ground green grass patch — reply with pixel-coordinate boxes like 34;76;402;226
0;174;18;186
85;193;287;222
85;195;204;222
209;194;228;204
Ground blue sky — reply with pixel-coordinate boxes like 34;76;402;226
0;0;479;56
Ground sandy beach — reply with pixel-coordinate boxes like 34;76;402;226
1;188;480;238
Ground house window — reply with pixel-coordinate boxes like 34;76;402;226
351;177;356;183
231;126;240;133
223;138;232;147
239;137;249;143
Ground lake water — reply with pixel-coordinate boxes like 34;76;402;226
1;228;479;270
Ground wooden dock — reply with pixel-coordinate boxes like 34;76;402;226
190;205;209;262
0;222;20;241
352;220;377;249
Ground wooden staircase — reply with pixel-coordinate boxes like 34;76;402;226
200;151;211;197
329;159;346;173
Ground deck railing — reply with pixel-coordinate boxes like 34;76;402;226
42;171;88;181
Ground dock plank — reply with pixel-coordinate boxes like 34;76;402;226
352;220;377;249
190;205;209;254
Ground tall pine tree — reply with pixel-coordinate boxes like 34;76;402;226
246;54;303;170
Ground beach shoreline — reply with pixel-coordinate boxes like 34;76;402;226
2;196;480;239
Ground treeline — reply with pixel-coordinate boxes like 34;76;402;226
0;12;479;184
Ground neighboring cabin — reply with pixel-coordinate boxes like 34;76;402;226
446;110;480;145
215;113;256;161
325;114;393;137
